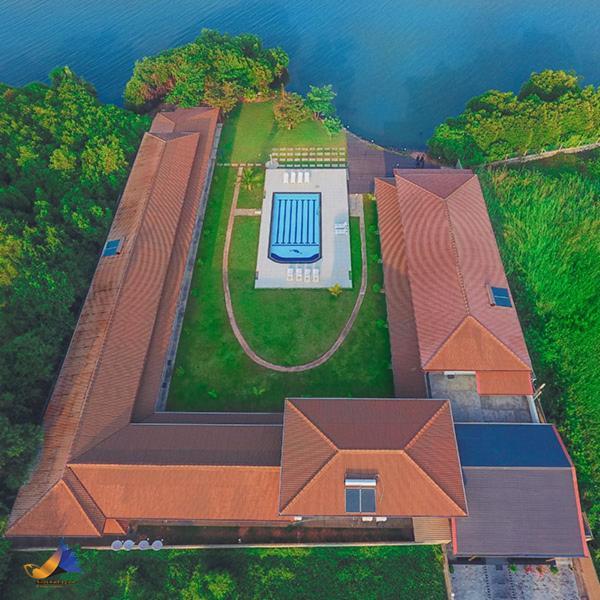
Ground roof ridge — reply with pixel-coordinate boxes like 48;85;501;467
57;479;103;535
405;402;448;451
68;135;169;460
278;403;338;512
442;197;470;313
424;315;468;368
71;463;281;470
402;452;466;515
289;401;339;451
467;315;531;370
282;453;339;514
395;170;474;200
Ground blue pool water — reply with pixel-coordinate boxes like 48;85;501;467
269;193;321;264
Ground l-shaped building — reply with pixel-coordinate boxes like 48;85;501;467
6;108;589;560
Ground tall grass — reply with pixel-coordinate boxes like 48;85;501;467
481;163;600;565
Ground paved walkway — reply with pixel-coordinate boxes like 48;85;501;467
346;132;438;194
222;167;368;372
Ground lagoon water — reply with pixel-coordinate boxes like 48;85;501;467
2;0;600;148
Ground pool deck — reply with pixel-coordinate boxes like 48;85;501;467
255;167;352;289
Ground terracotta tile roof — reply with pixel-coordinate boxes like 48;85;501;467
376;170;532;392
71;464;289;523
72;423;283;466
374;178;426;397
6;108;220;537
476;371;534;396
279;399;466;517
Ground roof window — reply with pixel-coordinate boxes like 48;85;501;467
489;285;512;308
102;239;123;257
345;477;377;513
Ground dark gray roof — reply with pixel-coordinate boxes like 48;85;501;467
454;467;586;557
455;423;570;467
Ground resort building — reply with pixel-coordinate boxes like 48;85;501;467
6;110;589;562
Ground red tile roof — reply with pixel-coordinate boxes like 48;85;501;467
7;108;220;537
375;170;532;393
279;399;467;517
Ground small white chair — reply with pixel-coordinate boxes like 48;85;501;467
287;268;294;282
295;268;303;281
304;171;310;183
297;171;304;184
304;268;311;282
290;171;296;184
283;171;289;184
312;268;319;282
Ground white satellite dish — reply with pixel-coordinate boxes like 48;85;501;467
123;539;135;551
151;540;163;551
111;540;123;551
138;540;150;550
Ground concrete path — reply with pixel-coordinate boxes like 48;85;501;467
222;167;368;372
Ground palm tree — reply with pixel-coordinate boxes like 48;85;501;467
241;167;262;191
328;283;343;298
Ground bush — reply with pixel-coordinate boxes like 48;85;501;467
428;70;600;165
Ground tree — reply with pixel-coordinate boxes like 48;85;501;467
273;91;309;130
323;116;343;136
305;84;337;119
241;167;262;191
518;69;580;101
124;30;289;112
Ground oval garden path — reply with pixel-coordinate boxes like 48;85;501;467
222;166;368;373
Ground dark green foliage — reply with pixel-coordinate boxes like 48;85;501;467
324;115;343;136
124;30;289;111
273;91;310;130
0;69;148;518
4;545;446;599
480;158;600;567
305;84;337;118
428;70;600;165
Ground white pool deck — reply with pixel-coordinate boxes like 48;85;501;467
255;168;353;289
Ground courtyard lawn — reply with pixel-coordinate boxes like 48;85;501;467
218;100;345;164
228;215;361;365
236;168;265;209
167;164;392;412
5;545;446;599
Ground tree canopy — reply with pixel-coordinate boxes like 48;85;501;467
124;29;289;112
428;70;600;165
273;91;310;130
0;68;148;519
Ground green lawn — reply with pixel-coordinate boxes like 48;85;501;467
229;216;361;365
236;169;265;209
167;165;392;412
218;100;345;164
5;546;446;599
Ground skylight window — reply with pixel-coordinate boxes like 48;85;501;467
103;239;122;257
345;477;377;513
489;286;512;308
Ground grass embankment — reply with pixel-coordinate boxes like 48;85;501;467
229;216;361;365
218;100;345;164
167;169;392;411
480;152;600;566
5;546;446;599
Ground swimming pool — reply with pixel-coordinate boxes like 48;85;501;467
268;192;321;263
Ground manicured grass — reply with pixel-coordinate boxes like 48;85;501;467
6;545;446;599
218;101;345;164
167;166;392;411
229;216;361;365
236;169;265;209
